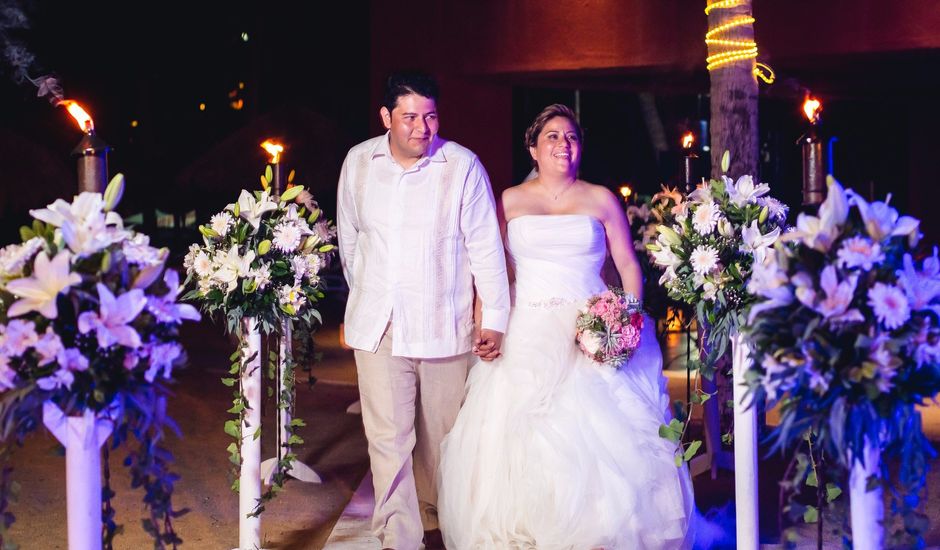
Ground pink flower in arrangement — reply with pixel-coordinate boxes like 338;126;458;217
576;288;644;369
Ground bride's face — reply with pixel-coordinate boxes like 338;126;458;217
530;116;581;176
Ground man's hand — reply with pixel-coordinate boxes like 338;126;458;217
472;329;504;361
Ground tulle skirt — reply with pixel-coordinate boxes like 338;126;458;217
438;304;694;549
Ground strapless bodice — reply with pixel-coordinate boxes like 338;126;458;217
506;214;608;306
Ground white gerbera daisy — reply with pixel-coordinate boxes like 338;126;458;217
210;212;234;238
690;245;719;276
837;236;884;271
272;223;302;253
691;202;721;235
867;282;910;330
193;251;214;277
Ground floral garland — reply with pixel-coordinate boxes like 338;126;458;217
0;175;200;548
648;174;788;366
744;177;940;545
183;175;334;514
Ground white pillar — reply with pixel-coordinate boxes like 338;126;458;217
731;330;759;549
260;320;321;484
239;317;262;550
849;441;884;550
42;401;114;550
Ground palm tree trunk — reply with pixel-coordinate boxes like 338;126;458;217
707;0;759;179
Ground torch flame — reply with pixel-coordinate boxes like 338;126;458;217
60;100;94;132
682;132;694;149
261;140;284;164
803;97;822;124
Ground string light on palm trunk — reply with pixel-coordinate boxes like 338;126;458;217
704;1;774;83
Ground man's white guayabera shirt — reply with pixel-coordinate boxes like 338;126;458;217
337;133;510;358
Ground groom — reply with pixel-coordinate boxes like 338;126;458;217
337;72;510;549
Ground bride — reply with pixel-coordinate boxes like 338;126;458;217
437;104;695;549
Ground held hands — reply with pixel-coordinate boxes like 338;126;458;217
472;328;504;361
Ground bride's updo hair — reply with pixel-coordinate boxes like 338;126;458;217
523;104;583;170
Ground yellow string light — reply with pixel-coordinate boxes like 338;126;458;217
704;3;774;82
704;0;744;16
754;62;775;84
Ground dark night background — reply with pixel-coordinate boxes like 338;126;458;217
1;1;939;252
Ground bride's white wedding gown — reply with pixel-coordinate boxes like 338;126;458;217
438;214;695;549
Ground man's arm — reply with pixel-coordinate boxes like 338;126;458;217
460;157;510;358
336;155;359;288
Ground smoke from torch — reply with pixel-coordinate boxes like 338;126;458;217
0;0;65;103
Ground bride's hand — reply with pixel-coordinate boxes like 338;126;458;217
473;329;504;361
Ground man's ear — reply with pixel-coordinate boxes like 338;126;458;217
380;106;392;130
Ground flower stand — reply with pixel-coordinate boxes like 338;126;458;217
849;441;884;550
260;319;321;485
731;330;759;549
42;401;115;550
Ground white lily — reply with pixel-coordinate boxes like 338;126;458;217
212;245;256;293
814;265;864;324
727;175;770;207
32;193;127;257
6;250;81;319
147;270;202;324
233;190;277;231
846;190;921;245
688;180;713;203
77;283;147;349
741;220;781;265
785;176;848;252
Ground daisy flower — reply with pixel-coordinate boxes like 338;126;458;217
868;282;910;330
836;236;884;271
690;245;719;276
210;212;234;238
691;202;721;235
273;223;302;253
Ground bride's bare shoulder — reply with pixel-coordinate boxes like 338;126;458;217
501;182;538;217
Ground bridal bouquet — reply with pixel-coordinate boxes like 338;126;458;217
647;174;788;364
744;177;940;543
0;175;200;546
576;288;644;368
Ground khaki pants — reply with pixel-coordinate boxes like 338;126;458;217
354;325;470;549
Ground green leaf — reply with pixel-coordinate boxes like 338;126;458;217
683;440;702;461
825;482;842;503
230;350;241;361
290;418;306;427
803;505;818;523
224;420;240;439
280;185;304;202
221;377;237;387
287;435;304;445
253;427;262;440
227;402;245;414
658;423;681;443
806;470;818;487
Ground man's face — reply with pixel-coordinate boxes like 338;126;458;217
380;93;439;165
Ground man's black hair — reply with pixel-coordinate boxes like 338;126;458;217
383;71;440;111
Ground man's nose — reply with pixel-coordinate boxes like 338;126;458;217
414;117;428;134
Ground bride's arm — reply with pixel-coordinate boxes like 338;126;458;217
599;188;643;302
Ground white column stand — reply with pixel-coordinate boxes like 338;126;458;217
730;330;759;549
849;441;884;550
237;317;263;550
261;320;321;484
42;401;114;550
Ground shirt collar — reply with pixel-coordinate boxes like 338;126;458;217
370;132;448;165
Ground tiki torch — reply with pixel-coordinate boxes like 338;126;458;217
261;139;284;198
682;132;697;194
61;101;110;194
799;96;825;206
